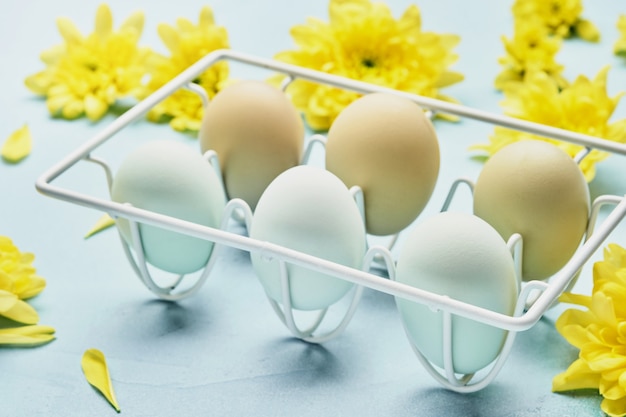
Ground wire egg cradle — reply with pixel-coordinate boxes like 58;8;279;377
35;49;626;393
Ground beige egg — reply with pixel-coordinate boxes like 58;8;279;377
473;140;590;281
325;93;440;236
199;80;304;210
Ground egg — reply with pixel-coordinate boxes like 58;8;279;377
473;140;590;281
395;211;518;375
250;165;366;311
325;93;440;236
199;80;304;210
111;140;226;274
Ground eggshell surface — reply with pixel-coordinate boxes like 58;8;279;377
199;80;304;210
111;140;226;274
395;211;518;375
325;93;440;236
250;165;366;311
473;140;590;281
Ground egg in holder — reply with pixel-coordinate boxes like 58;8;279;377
98;138;260;301
249;165;368;343
35;50;626;392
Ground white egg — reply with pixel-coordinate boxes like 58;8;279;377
111;140;226;274
395;211;518;374
250;165;366;311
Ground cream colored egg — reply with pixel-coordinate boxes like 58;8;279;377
473;140;590;281
395;211;518;375
325;93;440;236
112;140;226;274
199;80;304;210
250;165;366;311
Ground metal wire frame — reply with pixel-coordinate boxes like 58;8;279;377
35;50;626;348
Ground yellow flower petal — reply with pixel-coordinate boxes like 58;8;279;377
0;290;19;312
557;306;597;328
559;292;592;307
602;396;626;417
157;24;180;54
120;11;144;35
84;213;116;239
557;324;592;349
82;349;121;412
553;359;601;392
198;6;215;27
1;124;32;163
0;325;55;347
436;71;464;88
56;17;84;44
575;19;600;42
61;100;85;120
24;71;54;95
95;4;113;38
602;378;626;401
0;296;39;324
13;275;46;300
84;95;109;121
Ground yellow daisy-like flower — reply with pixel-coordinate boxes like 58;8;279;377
273;0;463;131
495;19;567;91
25;4;149;121
553;243;626;417
139;6;230;133
0;236;46;325
0;236;54;347
512;0;600;42
470;67;626;182
615;16;626;57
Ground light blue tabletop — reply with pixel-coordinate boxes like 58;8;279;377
2;0;626;416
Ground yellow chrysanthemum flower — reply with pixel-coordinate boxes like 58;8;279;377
615;16;626;57
553;243;626;417
471;67;626;182
273;0;463;131
139;6;230;133
0;236;54;347
495;19;567;91
512;0;600;42
25;4;149;121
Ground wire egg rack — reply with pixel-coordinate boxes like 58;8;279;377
35;49;626;393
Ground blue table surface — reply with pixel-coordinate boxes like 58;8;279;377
2;0;626;416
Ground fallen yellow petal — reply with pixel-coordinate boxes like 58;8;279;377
0;325;55;346
81;348;121;413
84;214;116;239
1;125;32;163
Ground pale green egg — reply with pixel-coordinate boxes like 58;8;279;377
395;211;518;374
250;165;366;311
112;140;226;274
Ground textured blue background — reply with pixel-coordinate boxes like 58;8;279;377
1;0;625;416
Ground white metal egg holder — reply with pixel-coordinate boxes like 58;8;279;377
35;49;626;391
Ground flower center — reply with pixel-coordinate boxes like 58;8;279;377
361;58;376;68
